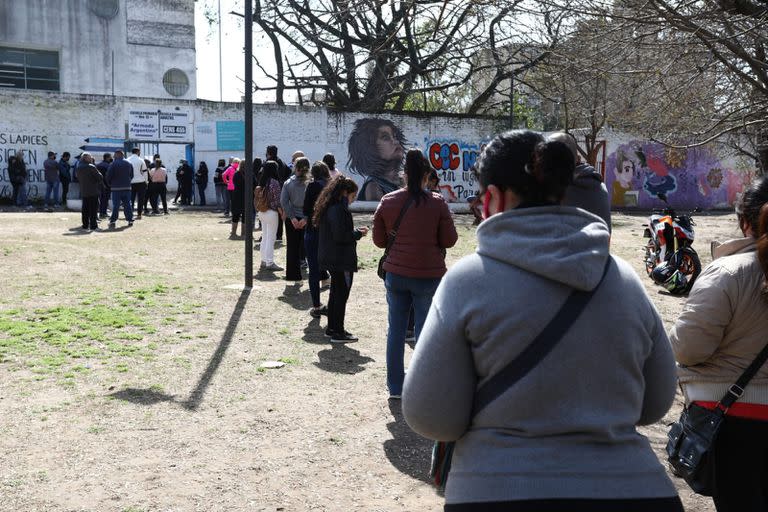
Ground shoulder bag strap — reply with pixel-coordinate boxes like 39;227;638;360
382;195;414;260
472;258;613;417
717;339;768;411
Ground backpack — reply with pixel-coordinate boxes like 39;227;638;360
254;186;269;212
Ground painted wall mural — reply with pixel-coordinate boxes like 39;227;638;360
425;139;483;202
605;141;754;209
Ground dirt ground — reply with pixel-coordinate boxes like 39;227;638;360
0;204;741;512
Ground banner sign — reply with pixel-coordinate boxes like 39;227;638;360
128;108;192;142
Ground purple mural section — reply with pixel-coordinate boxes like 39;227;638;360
606;141;753;209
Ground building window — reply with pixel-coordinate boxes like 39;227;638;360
0;47;60;92
162;68;190;97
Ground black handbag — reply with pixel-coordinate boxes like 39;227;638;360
430;259;612;489
377;196;414;280
666;339;768;496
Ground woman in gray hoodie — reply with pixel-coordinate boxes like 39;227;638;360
403;130;682;511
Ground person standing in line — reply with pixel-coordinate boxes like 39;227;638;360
222;158;239;216
179;159;194;205
267;145;290;242
256;160;284;271
281;156;310;281
43;151;60;211
195;161;209;206
549;131;611;231
322;153;342;180
127;148;148;219
106;149;134;228
314;177;368;343
214;158;227;210
96;153;112;218
76;152;103;231
669;176;768;512
303;161;332;318
59;152;72;207
373;148;458;399
229;160;246;240
7;155;20;204
12;151;29;208
148;159;169;215
403;131;682;512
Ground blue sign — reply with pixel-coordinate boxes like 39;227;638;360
216;121;245;151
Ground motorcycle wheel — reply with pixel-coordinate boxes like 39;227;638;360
677;247;702;294
643;239;658;277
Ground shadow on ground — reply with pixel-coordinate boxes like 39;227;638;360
313;343;374;374
383;400;434;484
107;288;251;411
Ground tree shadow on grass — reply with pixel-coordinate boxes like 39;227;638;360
106;288;251;411
313;344;373;375
382;400;434;484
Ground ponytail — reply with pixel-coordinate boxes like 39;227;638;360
405;148;429;205
531;140;574;205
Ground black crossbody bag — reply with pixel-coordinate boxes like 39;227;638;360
666;339;768;496
430;260;612;488
377;196;414;280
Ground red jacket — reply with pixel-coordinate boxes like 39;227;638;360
373;189;458;278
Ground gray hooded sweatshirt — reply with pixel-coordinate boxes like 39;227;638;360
403;205;678;504
562;163;611;232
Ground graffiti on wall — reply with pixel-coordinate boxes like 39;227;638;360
425;139;483;202
0;133;49;200
346;118;407;201
605;141;753;209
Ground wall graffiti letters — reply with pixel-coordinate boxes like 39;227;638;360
424;139;483;202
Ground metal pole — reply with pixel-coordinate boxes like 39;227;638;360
244;0;254;288
218;0;223;102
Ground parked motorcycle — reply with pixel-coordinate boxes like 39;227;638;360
643;193;701;295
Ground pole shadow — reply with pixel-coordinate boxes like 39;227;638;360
106;288;251;411
382;400;434;484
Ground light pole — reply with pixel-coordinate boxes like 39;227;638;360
243;0;254;288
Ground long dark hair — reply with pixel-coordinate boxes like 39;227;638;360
198;161;208;172
258;160;278;187
405;148;430;205
739;176;768;294
347;118;406;179
311;161;331;181
313;177;358;228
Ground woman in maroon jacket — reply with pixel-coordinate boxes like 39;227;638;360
373;149;458;399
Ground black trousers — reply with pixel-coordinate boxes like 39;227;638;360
327;271;353;334
277;213;284;240
61;180;70;203
131;182;147;216
11;183;20;203
284;219;304;281
197;184;207;205
445;497;684;512
149;183;168;213
712;416;768;511
81;196;98;229
99;187;110;215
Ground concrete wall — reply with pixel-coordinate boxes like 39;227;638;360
0;0;196;100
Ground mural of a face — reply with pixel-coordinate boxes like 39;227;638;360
347;118;407;201
616;156;634;188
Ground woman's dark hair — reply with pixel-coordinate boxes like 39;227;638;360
347;118;407;178
738;176;768;294
313;177;359;228
322;153;336;171
474;130;543;202
311;161;331;181
530;140;575;204
155;159;163;167
199;161;208;172
217;158;226;168
404;148;430;205
475;130;573;206
258;160;279;187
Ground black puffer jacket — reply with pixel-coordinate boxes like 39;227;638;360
318;199;362;272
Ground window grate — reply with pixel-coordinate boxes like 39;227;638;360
0;47;59;91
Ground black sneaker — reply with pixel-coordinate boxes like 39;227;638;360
324;328;336;337
310;306;328;319
330;332;358;344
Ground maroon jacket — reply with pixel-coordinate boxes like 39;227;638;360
373;189;458;278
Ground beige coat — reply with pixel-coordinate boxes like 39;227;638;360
669;237;768;405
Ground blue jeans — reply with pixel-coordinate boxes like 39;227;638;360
385;273;441;395
110;190;133;223
16;183;28;206
45;180;59;207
